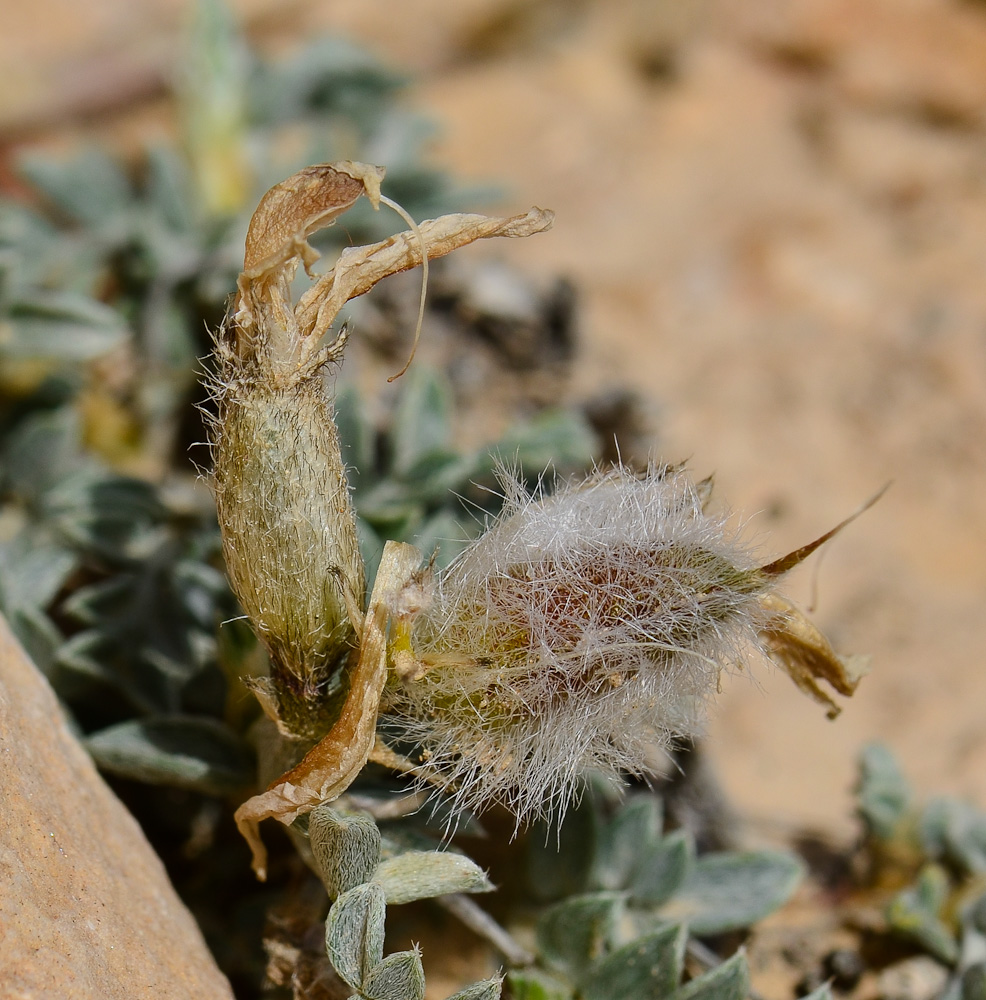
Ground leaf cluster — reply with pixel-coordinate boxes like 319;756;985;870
509;790;808;1000
0;401;257;790
335;367;596;582
855;744;986;993
309;803;501;1000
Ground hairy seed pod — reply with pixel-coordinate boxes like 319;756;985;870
211;354;365;732
209;163;384;736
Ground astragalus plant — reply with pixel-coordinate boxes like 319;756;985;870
208;161;872;893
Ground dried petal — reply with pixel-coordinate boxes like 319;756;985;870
759;592;870;719
295;208;555;341
234;161;385;334
242;161;384;276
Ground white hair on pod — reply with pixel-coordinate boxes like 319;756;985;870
385;465;772;826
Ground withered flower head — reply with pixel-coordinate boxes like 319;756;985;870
383;467;873;825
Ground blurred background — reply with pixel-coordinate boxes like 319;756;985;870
2;0;985;847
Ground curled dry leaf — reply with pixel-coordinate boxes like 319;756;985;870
294;207;555;342
235;541;423;881
753;484;886;718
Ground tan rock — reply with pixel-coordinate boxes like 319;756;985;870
0;613;234;999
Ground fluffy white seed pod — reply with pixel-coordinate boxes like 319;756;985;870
384;466;774;825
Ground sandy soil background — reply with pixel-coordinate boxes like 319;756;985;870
3;0;985;848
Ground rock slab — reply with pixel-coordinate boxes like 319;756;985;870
0;613;235;999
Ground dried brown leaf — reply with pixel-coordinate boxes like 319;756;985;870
759;483;890;578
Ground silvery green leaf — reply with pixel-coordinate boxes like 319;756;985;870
921;798;986;875
141;296;199;373
962;963;986;1000
55;630;120;686
581;923;687;1000
357;520;385;595
504;969;572;1000
85;716;252;794
60;576;129;626
403;450;477;505
172;559;229;626
2;290;128;362
18;148;132;227
669;951;750;1000
373;850;492;905
537;892;624;979
485;409;597;478
412;510;470;568
443;977;503;1000
377;825;447;859
144;145;196;234
2;407;83;499
390;367;452;477
958;927;986;997
630;830;695;908
528;796;601;902
364;113;438;173
964;893;986;937
42;467;164;559
887;864;959;965
0;201;57;277
360;949;425;1000
591;796;662;891
249;36;402;127
857;743;912;840
658;850;803;935
357;479;423;534
309;805;381;899
326;882;386;990
57;552;221;712
6;605;63;677
335;381;375;489
797;986;835;1000
0;531;77;613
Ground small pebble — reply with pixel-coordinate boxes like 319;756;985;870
877;956;949;1000
822;949;865;992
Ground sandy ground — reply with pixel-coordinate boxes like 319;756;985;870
3;0;986;848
